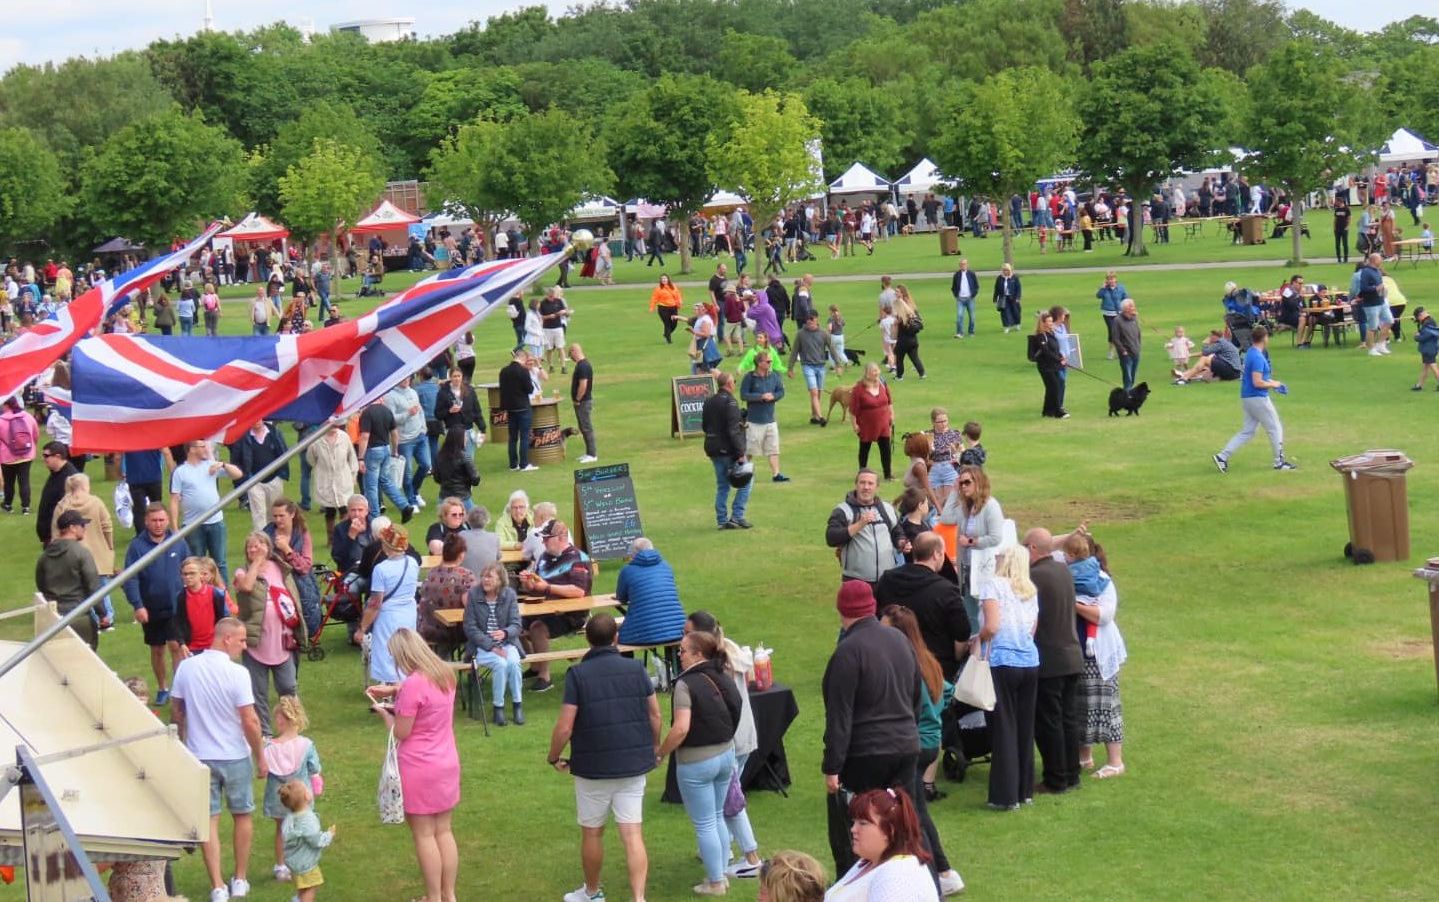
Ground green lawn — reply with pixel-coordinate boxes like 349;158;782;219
6;251;1439;900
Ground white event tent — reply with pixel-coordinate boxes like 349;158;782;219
828;162;891;197
1378;128;1438;164
894;158;948;195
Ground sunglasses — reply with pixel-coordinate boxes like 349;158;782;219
958;479;974;487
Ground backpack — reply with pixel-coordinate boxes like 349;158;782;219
3;413;34;457
902;310;924;335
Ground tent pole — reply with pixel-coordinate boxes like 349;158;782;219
0;420;341;680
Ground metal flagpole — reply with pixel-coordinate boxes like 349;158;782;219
0;418;342;680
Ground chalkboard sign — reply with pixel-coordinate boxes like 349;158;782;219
573;462;645;561
671;374;716;439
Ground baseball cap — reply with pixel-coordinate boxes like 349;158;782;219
56;511;90;530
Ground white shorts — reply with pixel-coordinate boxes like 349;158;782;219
746;421;780;458
543;327;566;351
575;774;646;828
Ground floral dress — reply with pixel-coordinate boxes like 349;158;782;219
417;564;476;647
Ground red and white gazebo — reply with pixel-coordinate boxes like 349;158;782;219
217;212;290;243
350;199;421;233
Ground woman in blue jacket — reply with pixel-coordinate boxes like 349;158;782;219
1412;306;1439;391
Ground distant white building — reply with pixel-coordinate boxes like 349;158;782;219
331;17;416;43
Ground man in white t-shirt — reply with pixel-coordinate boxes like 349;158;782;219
171;618;266;902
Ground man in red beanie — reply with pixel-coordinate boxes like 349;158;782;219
821;579;922;876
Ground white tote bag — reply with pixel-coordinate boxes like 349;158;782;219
386;454;406;490
378;730;405;824
113;481;134;530
952;645;996;712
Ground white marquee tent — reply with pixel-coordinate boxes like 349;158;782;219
1378;128;1438;164
894;158;948;195
702;190;749;212
829;162;891;196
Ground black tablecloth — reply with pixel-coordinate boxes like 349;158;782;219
662;683;798;804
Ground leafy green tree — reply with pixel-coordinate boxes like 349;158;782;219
0;129;71;253
804;78;908;182
1196;0;1286;75
80;107;246;250
512;59;646;115
424;120;510;257
1285;10;1366;59
603;73;735;273
1061;0;1130;69
1075;43;1221;257
145;30;251;129
1243;41;1383;266
716;29;796;92
706;90;822;228
907;0;1071;79
250;102;382;219
1381;44;1439;146
451;6;559;66
407;68;526;162
1126;0;1208;52
932;67;1080;265
280;138;387;276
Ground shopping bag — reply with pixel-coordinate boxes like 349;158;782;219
952;649;995;712
113;481;133;530
386;454;406;489
378;730;405;824
723;766;747;817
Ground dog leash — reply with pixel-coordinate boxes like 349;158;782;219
1065;365;1123;389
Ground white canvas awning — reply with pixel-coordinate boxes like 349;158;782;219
568;195;621;223
894;158;947;195
1379;128;1437;164
0;602;210;864
351;199;421;234
829;162;891;196
623;199;669;220
702;190;748;212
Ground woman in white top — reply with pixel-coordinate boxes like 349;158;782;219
825;787;938;902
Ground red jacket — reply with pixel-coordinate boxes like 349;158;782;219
849;383;893;442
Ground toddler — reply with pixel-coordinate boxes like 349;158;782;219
1165;326;1194;369
827;304;846;373
1064;532;1110;656
278;779;335;902
958;421;986;468
263;696;324;883
879;312;897;371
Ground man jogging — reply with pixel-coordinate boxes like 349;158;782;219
1213;326;1296;473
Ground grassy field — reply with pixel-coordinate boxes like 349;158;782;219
6;248;1439;900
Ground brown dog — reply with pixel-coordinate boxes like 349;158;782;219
826;385;853;423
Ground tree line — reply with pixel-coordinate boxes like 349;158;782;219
0;0;1434;264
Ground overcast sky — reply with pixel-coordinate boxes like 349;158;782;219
0;0;1429;74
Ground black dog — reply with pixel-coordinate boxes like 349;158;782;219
843;348;866;367
1107;382;1151;416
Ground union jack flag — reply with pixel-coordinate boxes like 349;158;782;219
69;251;563;451
0;223;223;402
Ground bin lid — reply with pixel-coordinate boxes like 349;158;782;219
1329;449;1414;474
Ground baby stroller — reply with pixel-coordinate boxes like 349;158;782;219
305;564;363;661
940;697;992;784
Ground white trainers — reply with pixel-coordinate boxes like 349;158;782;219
563;886;605;902
273;864;291;882
1379;343;1392;355
577;455;598;463
229;877;250;898
939;869;966;895
1369;347;1384;356
209;888;230;902
520;464;540;472
414;496;426;509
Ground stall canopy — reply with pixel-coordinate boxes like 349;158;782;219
623;198;669;220
568;195;621;223
91;237;145;254
351;199;421;234
217;212;289;242
1379;128;1438;164
0;602;209;866
702;190;748;213
894;158;948;195
829;162;891;196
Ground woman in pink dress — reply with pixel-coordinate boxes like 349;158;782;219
369;629;460;902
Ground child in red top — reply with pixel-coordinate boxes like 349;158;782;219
175;557;228;654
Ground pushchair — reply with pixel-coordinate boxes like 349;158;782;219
940;697;992;784
305;564;363;661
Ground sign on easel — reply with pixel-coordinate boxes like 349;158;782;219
573;463;644;560
670;374;716;439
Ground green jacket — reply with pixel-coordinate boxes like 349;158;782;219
35;539;100;605
235;565;308;650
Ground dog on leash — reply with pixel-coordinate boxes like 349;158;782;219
843;347;866;367
827;385;854;423
1107;382;1151;416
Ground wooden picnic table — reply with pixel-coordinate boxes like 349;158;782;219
422;548;525;572
1395;238;1436;266
430;593;621;627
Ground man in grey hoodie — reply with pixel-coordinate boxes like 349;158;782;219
825;469;907;588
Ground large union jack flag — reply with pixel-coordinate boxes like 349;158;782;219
69;251;562;451
0;223;223;402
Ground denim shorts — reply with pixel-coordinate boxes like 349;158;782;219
803;364;826;391
205;757;256;816
930;460;958;488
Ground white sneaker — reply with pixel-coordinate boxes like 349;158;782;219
1379;343;1392;355
273;864;291;882
577;455;598;463
563;886;606;902
1369;347;1384;356
210;888;230;902
414;496;426;509
521;464;540;471
939;869;966;895
229;877;250;898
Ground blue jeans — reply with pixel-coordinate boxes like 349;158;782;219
1119;354;1138;391
955;297;976;335
507;408;532;469
474;646;522;705
677;747;736;883
251;323;269;336
189;519;229;584
397;437;432;505
734;246;747;273
711;455;751;526
725;752;759;858
179;316;194;336
362;446;409;515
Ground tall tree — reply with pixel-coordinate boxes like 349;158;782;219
603;73;735;273
251;102;382;219
804;78;908;182
706;90;823;229
280;138;387;276
931;67;1081;266
0;128;71;253
1243;40;1383;266
1197;0;1286;75
716;29;797;92
424;120;509;258
1076;43;1222;257
1061;0;1130;69
80;107;246;250
406;68;526;164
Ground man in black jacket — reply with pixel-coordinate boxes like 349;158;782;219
1026;527;1086;793
822;579;922;875
700;371;750;530
875;532;971;681
234;419;289;531
35;441;78;545
498;348;537;472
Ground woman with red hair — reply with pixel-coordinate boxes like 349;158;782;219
824;787;938;901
